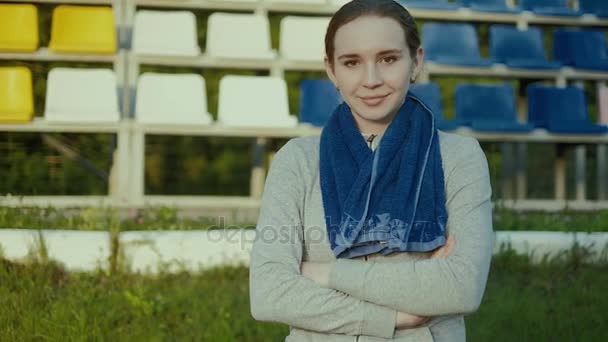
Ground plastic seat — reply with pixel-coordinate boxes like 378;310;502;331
206;13;275;60
422;23;493;67
553;29;608;71
398;0;461;10
44;68;120;123
462;0;521;13
527;84;608;134
580;0;608;17
132;10;200;57
0;67;34;122
280;16;330;63
455;83;534;132
49;5;116;54
490;25;562;70
217;75;296;127
409;82;464;130
0;4;38;52
520;0;581;17
299;79;342;127
136;73;213;125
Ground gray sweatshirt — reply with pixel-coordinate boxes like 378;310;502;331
249;131;495;341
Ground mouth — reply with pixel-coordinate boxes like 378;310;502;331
359;93;390;107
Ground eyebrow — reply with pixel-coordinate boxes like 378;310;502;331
337;49;403;60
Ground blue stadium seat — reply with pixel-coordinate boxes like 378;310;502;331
398;0;461;10
299;79;342;127
527;84;608;134
489;25;562;70
553;29;608;71
422;23;493;67
409;82;465;130
455;83;534;132
520;0;581;17
580;0;608;17
462;0;521;13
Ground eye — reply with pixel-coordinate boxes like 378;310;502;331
381;56;399;64
343;60;359;67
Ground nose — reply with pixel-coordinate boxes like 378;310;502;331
363;63;383;89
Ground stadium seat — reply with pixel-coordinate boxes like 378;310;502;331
422;23;493;67
490;25;562;70
409;82;464;130
280;16;330;63
0;67;34;122
461;0;521;13
519;0;581;17
217;75;297;127
579;0;608;17
206;13;275;59
49;5;116;54
298;79;342;127
0;4;38;52
527;84;608;134
132;10;200;57
553;29;608;71
44;68;120;123
455;83;534;132
398;0;461;10
136;73;213;125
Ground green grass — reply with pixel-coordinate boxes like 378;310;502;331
1;206;608;232
0;249;606;341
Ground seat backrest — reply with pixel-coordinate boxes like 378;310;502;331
280;16;330;62
49;5;116;54
422;23;482;61
520;0;569;10
579;0;608;14
217;75;294;127
136;73;212;124
455;83;517;122
133;10;200;56
45;68;120;122
527;85;588;126
206;13;274;59
409;82;445;120
553;29;608;66
299;79;342;127
0;4;38;52
0;67;33;121
490;25;547;62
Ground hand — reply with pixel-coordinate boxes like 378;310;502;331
395;311;432;330
430;233;456;259
300;261;332;287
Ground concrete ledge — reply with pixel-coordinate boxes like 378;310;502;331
0;229;40;260
39;230;111;272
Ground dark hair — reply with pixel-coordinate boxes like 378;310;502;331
325;0;421;65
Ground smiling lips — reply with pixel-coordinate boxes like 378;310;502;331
359;93;390;106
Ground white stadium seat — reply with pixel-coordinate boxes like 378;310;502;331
136;73;213;125
280;16;330;62
44;68;120;123
132;10;201;57
217;75;297;127
206;13;276;59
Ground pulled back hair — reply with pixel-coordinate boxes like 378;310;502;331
325;0;421;65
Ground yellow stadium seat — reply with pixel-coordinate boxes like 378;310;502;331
0;67;34;123
0;4;39;52
49;5;116;54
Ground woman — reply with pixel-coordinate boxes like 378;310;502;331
249;0;495;341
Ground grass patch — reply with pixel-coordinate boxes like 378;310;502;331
0;249;606;341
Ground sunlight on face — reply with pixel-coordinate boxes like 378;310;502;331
326;15;422;134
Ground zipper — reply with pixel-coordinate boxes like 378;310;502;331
366;134;377;149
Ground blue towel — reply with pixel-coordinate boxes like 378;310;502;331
320;94;448;258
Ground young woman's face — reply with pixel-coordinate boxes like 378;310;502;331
326;15;423;134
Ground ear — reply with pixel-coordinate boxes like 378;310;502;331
411;47;425;81
324;56;338;87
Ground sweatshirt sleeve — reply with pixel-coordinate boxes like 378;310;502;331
249;139;397;339
327;137;495;316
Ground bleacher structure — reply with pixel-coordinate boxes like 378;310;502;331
2;0;608;212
